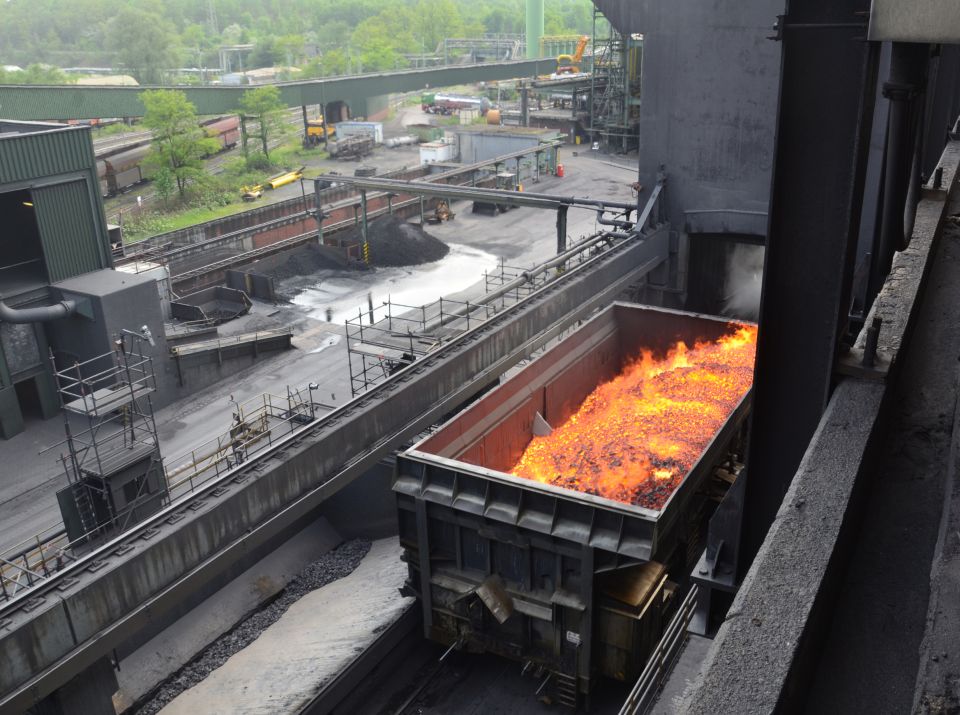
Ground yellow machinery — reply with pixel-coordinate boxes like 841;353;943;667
556;35;589;75
241;166;304;201
305;118;335;146
266;166;304;190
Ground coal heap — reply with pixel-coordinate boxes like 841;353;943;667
341;214;450;267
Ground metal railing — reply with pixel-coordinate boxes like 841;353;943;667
619;584;700;715
169;326;292;356
345;235;611;395
0;388;325;603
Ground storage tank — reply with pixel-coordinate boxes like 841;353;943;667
394;302;756;706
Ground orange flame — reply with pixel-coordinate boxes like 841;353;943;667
510;324;757;510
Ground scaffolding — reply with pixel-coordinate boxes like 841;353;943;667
52;337;167;543
589;8;643;153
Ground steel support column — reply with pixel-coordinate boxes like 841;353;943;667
738;0;878;577
869;42;930;305
313;180;325;245
556;205;568;253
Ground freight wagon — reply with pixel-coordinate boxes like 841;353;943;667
394;303;755;707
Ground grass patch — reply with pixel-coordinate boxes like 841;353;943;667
121;139;327;243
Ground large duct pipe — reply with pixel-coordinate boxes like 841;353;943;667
0;294;78;324
525;0;544;60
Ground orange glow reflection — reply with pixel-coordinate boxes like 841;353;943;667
510;325;757;510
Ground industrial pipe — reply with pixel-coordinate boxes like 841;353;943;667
869;42;929;305
317;174;638;212
596;209;636;230
0;294;78;324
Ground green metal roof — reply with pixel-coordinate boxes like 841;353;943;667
0;122;112;281
0;59;551;121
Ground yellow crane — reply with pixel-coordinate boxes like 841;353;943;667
556;35;589;75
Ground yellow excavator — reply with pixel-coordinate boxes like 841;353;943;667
556;36;589;75
304;117;336;146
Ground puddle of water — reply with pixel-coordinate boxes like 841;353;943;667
292;243;499;322
308;333;342;353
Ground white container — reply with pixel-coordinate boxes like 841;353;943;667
334;121;384;144
419;141;457;165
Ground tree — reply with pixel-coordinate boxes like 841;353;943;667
238;85;287;162
139;89;219;198
413;0;464;54
109;7;180;84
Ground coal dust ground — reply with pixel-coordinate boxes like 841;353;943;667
133;539;371;715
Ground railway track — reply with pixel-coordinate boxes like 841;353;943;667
92;130;153;157
104;108;313;223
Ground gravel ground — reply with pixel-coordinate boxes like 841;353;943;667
134;539;371;715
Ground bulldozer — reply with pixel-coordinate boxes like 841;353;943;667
556;36;589;75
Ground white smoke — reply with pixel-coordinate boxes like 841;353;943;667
722;243;765;321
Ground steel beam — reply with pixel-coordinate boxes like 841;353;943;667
0;59;553;121
316;174;637;213
738;0;878;577
0;223;670;711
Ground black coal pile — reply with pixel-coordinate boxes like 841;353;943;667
341;214;449;267
135;539;371;715
241;243;358;282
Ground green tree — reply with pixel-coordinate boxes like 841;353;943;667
413;0;464;53
139;89;219;198
351;9;416;72
238;85;287;162
109;7;180;84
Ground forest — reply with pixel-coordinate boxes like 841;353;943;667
0;0;596;84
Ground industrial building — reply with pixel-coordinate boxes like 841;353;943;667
0;120;158;438
0;0;959;714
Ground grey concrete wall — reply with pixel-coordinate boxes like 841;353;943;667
457;133;540;165
594;0;782;236
681;139;960;715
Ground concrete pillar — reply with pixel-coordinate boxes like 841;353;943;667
32;657;118;715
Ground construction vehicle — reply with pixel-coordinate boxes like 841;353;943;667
304;118;335;146
556;36;589;75
425;200;455;224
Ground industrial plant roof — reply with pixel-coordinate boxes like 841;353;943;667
0;119;76;138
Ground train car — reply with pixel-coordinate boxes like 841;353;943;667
103;144;151;195
96;159;109;198
421;93;491;116
203;116;241;151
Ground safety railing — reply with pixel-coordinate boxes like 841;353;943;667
169;326;293;357
0;388;326;603
618;584;699;715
